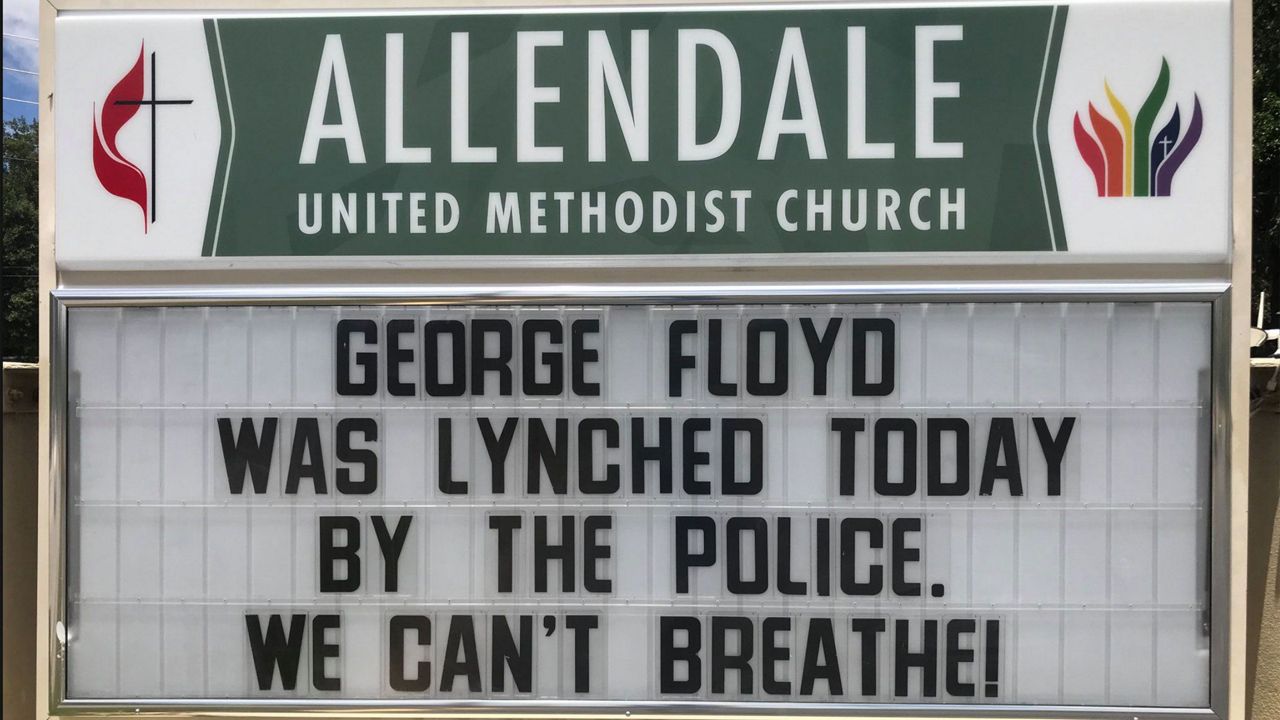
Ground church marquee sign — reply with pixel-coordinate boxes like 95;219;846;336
45;1;1238;719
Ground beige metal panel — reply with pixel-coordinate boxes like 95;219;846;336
39;0;57;718
55;263;1235;291
4;365;39;720
1228;0;1252;719
1246;367;1280;720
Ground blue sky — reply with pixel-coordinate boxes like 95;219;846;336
3;0;40;122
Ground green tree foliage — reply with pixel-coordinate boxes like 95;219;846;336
2;117;39;361
1257;0;1279;330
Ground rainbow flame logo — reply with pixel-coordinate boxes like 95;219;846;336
1073;59;1202;198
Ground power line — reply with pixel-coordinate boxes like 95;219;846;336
2;97;38;106
3;67;37;77
2;33;38;43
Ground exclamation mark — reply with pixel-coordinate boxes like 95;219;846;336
984;620;1000;698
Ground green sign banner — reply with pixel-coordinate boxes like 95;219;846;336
202;6;1066;255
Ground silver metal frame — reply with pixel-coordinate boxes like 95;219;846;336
48;281;1233;720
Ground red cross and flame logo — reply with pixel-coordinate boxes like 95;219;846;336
92;44;192;232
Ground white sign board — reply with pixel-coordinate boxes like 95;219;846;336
62;300;1212;708
53;1;1230;265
